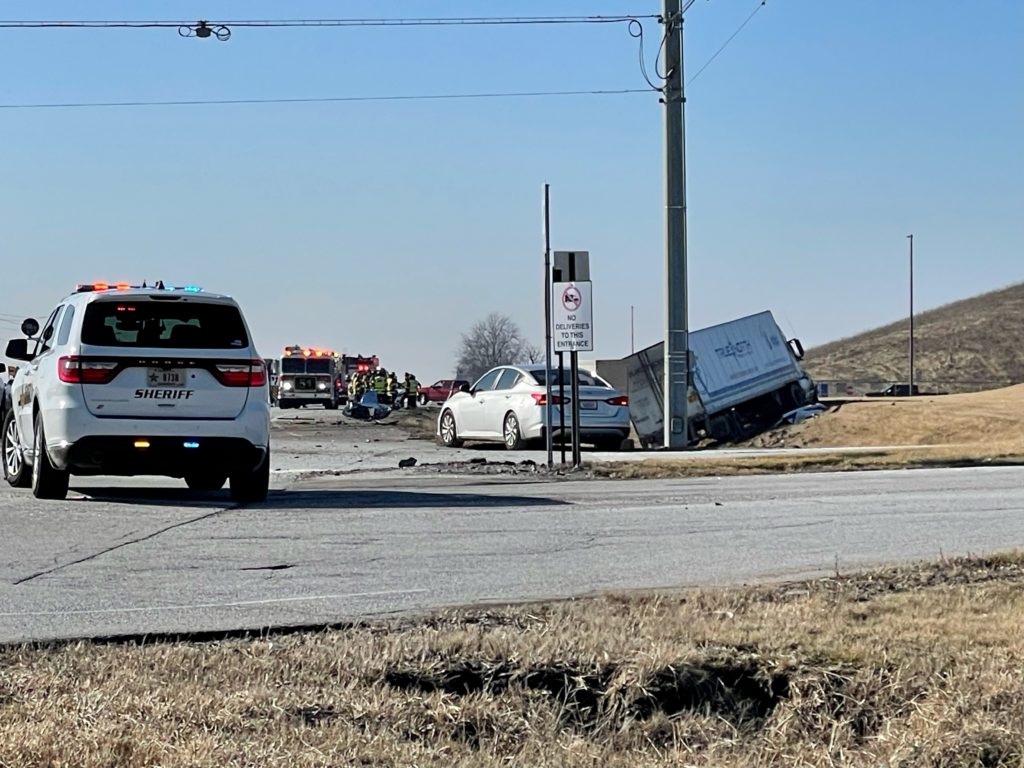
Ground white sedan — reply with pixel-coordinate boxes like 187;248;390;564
436;364;631;451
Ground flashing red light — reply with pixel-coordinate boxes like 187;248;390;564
115;283;130;290
93;282;109;291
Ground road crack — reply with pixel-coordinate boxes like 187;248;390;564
12;505;239;586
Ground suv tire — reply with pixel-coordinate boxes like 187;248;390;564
230;446;270;504
2;411;30;488
32;417;69;500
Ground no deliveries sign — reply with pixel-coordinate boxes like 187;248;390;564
553;281;593;352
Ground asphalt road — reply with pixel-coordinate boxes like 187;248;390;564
2;465;1023;644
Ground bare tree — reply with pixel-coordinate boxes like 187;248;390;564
456;313;538;381
522;343;544;364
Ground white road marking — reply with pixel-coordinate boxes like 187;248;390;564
0;589;428;618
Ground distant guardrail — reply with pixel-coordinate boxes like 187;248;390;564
814;379;1018;397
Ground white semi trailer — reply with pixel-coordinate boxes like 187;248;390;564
598;311;816;448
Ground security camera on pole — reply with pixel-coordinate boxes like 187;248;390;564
552;251;593;469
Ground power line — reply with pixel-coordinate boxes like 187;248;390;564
0;88;650;111
688;1;767;86
0;15;658;29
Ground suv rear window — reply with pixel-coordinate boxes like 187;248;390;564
82;301;248;349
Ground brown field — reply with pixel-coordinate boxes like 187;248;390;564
803;281;1024;392
749;384;1024;450
3;554;1024;767
592;385;1024;478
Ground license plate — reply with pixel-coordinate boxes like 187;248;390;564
147;368;186;387
580;400;598;410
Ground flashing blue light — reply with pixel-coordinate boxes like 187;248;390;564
183;285;202;293
183;441;200;449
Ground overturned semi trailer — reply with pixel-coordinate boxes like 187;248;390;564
597;311;816;448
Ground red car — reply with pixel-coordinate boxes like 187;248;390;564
418;379;470;405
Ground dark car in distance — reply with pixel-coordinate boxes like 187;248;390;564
865;384;945;397
418;379;470;405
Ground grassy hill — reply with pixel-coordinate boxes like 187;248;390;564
803;281;1024;393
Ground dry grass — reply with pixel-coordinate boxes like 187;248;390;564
592;385;1024;478
594;445;1024;479
4;554;1024;766
747;384;1024;451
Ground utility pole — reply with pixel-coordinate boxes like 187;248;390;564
907;233;914;395
663;0;690;448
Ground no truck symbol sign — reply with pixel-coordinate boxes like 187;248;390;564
561;285;582;312
552;281;593;352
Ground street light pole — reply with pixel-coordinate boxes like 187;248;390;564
907;233;914;396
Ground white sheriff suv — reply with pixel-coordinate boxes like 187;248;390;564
1;282;271;502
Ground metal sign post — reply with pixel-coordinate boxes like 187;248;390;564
552;251;592;469
557;351;566;465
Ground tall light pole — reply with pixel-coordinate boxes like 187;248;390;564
663;0;690;448
907;234;914;395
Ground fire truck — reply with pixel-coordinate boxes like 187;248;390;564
341;354;380;380
276;345;345;409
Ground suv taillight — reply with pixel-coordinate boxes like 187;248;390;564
213;360;266;387
58;356;120;384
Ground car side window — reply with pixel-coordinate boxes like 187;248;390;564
472;369;502;392
56;305;76;346
496;368;521;390
34;307;63;357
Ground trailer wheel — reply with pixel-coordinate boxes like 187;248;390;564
789;383;806;409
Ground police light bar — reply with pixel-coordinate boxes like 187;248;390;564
75;281;203;293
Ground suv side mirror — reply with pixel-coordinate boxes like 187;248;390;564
21;318;40;337
5;338;32;362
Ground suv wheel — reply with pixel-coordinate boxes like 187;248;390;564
230;446;270;504
2;411;30;488
32;417;69;500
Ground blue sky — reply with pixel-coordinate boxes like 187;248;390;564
1;1;1021;382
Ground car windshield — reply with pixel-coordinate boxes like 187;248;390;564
281;358;305;373
526;369;609;387
306;360;331;374
81;300;248;349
